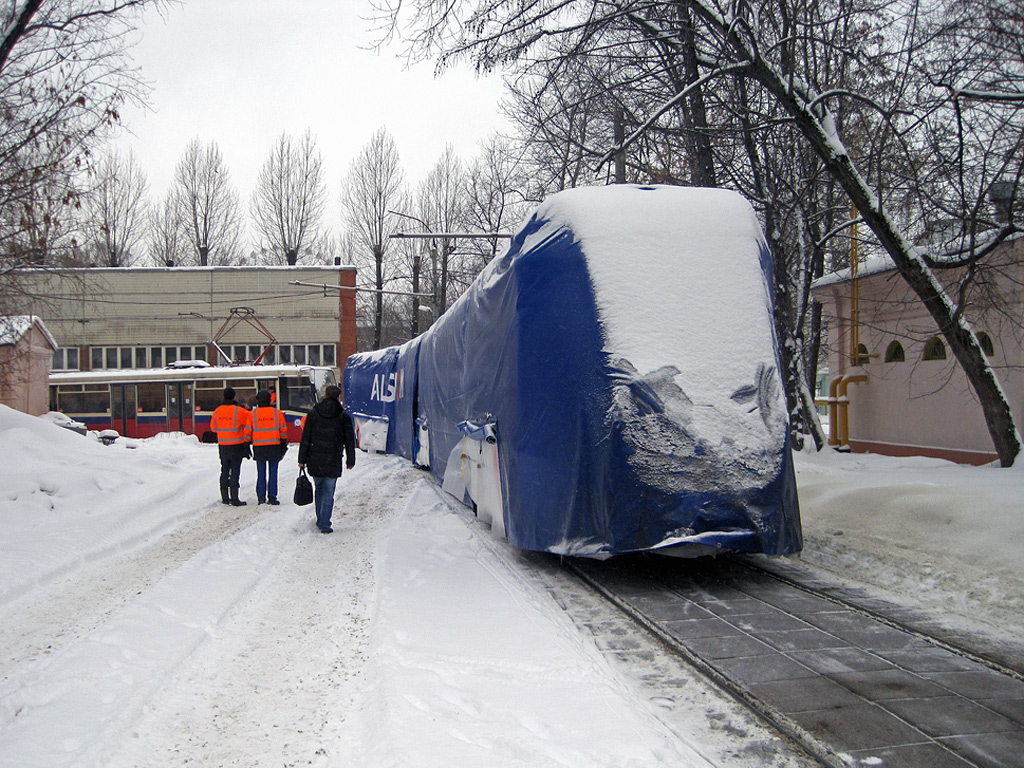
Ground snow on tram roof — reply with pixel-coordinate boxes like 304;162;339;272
49;363;329;384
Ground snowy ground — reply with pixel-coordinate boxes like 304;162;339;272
1;404;1022;767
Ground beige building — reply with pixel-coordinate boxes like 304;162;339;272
0;316;57;416
9;265;358;378
811;236;1024;465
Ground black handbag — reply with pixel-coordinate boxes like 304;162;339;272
293;467;313;506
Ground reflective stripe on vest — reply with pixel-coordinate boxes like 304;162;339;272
212;404;251;445
252;406;287;446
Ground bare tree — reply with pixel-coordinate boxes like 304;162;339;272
81;149;150;266
172;139;245;266
341;127;405;350
465;137;531;271
417;145;469;315
0;0;165;268
250;130;329;265
148;189;185;266
383;0;1023;465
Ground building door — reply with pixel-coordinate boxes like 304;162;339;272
166;382;195;434
111;384;139;437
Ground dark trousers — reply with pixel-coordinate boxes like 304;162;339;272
219;443;247;490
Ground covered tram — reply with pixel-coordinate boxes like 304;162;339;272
49;363;336;441
344;185;802;559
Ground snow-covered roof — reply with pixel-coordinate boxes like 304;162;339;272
811;254;897;289
813;231;1022;290
0;315;57;349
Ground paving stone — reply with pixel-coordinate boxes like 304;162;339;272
756;592;840;615
938;730;1024;768
884;696;1020;738
729;609;815;634
978;696;1024;727
660;616;739;641
670;583;748;602
716;653;817;684
879;644;983;674
846;742;975;768
748;676;864;714
788;646;893;675
757;628;847;653
683;633;776;660
701;596;777;617
828;668;952;701
733;579;798;601
630;595;716;622
788;704;929;752
924;669;1024;700
833;624;924;653
801;609;888;635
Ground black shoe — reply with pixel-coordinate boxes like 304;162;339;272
229;488;247;506
319;527;333;534
257;498;266;505
267;497;280;506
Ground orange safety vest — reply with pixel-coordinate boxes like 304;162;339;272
252;406;287;446
211;403;252;445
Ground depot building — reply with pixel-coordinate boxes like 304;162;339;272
9;264;358;375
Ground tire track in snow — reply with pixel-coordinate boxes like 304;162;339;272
0;496;271;681
103;456;421;768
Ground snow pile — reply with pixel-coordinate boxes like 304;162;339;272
793;446;1024;651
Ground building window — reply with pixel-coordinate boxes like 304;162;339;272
923;337;947;361
273;343;336;367
856;343;870;366
884;341;905;363
52;347;80;371
978;332;995;357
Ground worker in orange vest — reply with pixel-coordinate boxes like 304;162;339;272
252;389;288;504
211;387;253;506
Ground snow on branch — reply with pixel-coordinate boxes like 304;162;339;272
955;89;1024;104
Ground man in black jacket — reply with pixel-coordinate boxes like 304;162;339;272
297;385;356;533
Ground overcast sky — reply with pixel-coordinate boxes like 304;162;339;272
115;0;509;228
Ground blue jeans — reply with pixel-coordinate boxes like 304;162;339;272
311;475;337;531
256;460;279;502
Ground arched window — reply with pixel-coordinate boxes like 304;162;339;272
923;336;947;361
855;343;871;365
977;332;995;357
884;341;905;363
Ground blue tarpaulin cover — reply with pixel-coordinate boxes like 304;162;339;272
344;185;801;558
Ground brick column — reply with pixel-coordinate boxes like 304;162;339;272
338;266;357;371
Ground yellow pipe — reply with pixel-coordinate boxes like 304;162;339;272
827;377;843;446
837;375;867;448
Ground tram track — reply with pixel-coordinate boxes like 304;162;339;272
731;554;1024;682
565;553;1024;768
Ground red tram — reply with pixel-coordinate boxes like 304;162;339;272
49;363;336;441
